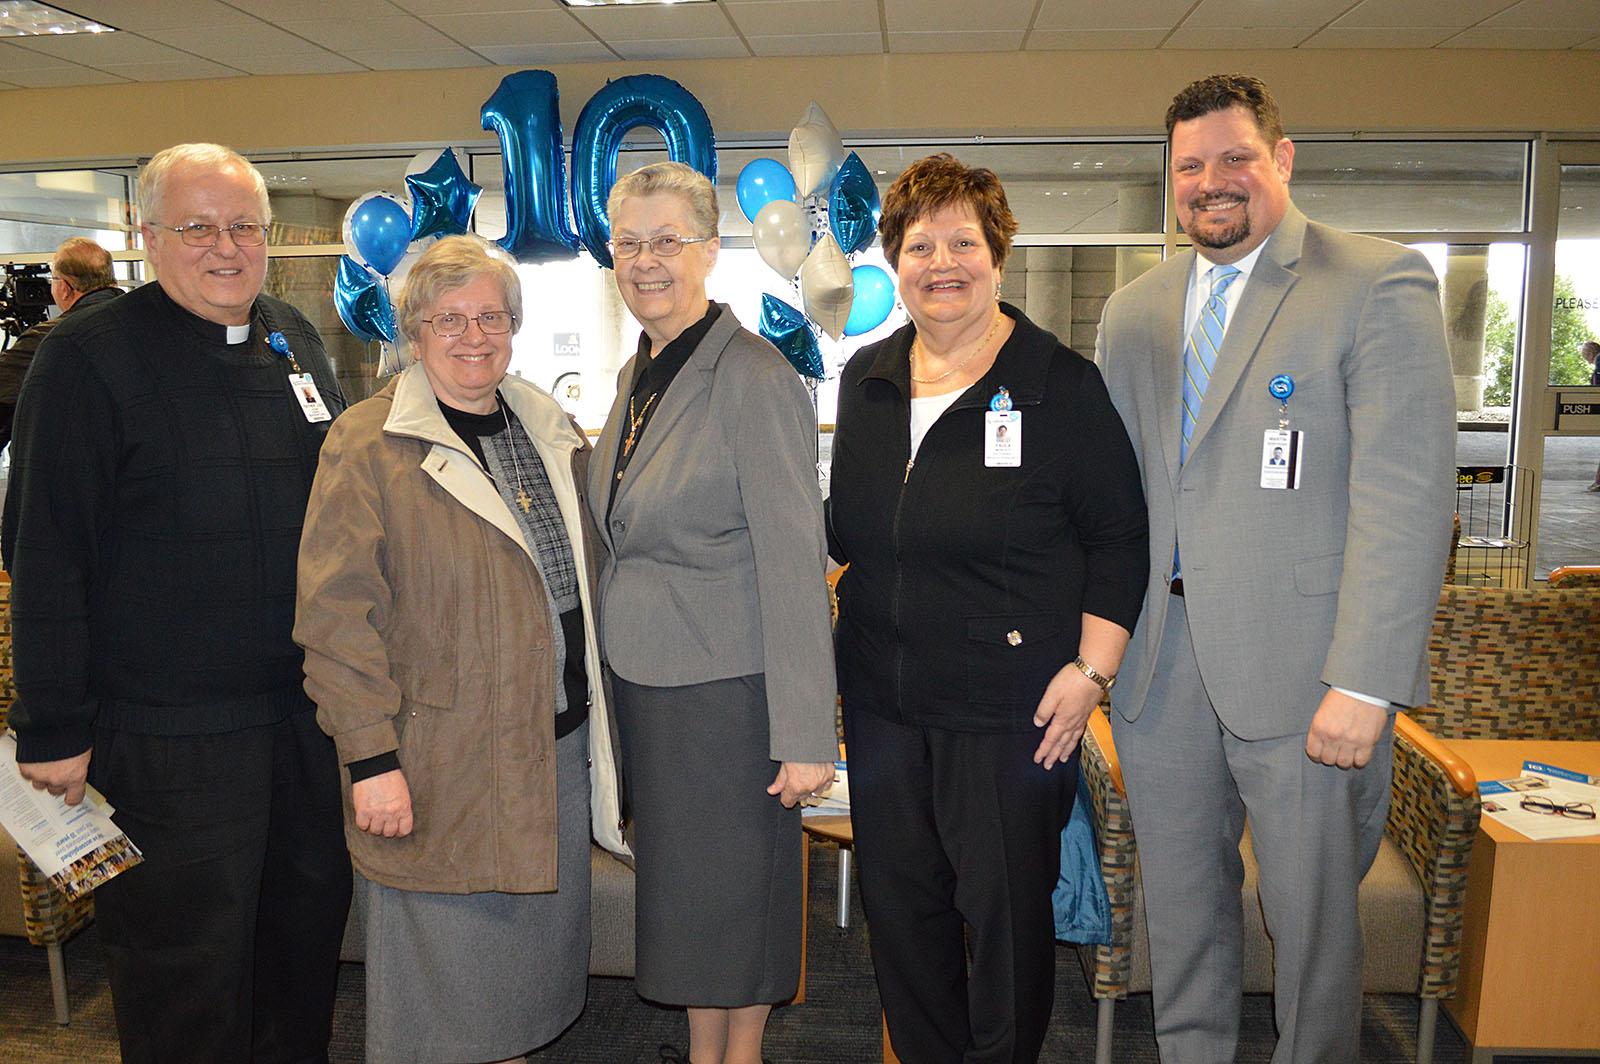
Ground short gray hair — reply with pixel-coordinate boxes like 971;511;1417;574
395;235;523;347
138;143;271;225
606;161;719;240
53;237;115;291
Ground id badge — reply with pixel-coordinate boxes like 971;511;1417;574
1260;428;1303;489
290;373;332;423
985;410;1020;467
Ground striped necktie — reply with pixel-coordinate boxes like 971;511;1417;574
1180;264;1242;464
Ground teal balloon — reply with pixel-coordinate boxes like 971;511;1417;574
334;255;396;343
347;194;411;277
760;294;824;380
829;152;880;256
407;149;482;241
843;265;894;337
736;158;797;223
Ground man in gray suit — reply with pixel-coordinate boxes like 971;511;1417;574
1096;74;1455;1062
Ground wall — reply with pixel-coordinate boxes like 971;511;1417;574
4;49;1600;167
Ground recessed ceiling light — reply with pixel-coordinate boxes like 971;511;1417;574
0;1;116;36
559;0;713;7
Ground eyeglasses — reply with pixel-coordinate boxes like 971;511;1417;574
420;312;517;338
607;234;712;260
1519;795;1597;820
148;222;269;247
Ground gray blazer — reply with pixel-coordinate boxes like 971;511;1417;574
587;305;838;763
1097;205;1456;739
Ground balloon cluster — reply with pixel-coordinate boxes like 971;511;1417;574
335;147;483;351
738;102;894;380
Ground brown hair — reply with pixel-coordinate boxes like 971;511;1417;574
878;153;1018;271
1165;74;1285;148
52;237;115;292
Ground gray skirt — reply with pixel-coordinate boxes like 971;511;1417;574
613;673;803;1007
358;722;591;1064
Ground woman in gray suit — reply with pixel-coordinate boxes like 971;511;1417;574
588;161;838;1064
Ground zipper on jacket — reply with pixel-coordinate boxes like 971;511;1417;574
890;456;914;718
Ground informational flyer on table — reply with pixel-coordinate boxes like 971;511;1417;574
0;732;143;898
1478;761;1600;841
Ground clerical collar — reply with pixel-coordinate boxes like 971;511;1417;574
226;324;251;345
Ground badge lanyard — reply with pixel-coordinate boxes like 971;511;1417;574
1260;374;1301;489
270;330;331;424
984;386;1020;468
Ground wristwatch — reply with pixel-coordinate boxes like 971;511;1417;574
1072;655;1116;692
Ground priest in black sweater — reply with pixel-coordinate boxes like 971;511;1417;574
3;143;352;1064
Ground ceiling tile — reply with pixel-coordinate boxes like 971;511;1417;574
568;4;734;38
1026;29;1169;49
55;0;261;32
99;59;250;81
1183;0;1355;28
139;22;335;56
340;46;492;69
1439;25;1598;46
725;0;879;37
391;0;566;12
886;30;1027;52
1032;0;1201;32
1481;0;1600;27
473;41;619;64
1161;25;1313;47
885;0;1036;32
1300;27;1455;47
607;37;750;61
0;66;128;88
223;0;409;19
746;32;882;56
429;10;597;45
1331;0;1518;28
11;31;200;63
275;15;460;53
228;52;368;74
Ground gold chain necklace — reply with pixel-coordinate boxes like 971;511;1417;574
622;391;658;459
910;310;1003;385
500;404;533;514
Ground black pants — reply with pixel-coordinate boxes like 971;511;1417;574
88;710;353;1064
844;707;1075;1064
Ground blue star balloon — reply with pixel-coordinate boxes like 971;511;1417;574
406;149;482;242
829;152;880;256
335;255;397;343
760;294;824;380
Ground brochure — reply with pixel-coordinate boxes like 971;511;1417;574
1478;762;1600;841
0;732;143;898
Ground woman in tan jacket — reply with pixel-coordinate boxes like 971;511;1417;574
295;235;625;1063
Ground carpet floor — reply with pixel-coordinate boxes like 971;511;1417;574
0;844;1587;1062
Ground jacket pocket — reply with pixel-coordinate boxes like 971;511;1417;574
964;611;1071;707
1293;552;1344;596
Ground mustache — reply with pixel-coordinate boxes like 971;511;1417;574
1189;192;1246;208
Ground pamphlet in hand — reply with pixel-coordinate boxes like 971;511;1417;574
1478;761;1600;841
0;732;143;898
801;761;850;817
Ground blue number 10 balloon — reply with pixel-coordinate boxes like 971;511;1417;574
481;70;580;263
571;74;718;269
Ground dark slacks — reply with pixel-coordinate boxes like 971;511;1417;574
844;706;1074;1064
88;709;353;1064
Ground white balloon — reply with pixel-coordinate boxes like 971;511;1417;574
752;200;809;281
800;233;854;341
788;101;845;198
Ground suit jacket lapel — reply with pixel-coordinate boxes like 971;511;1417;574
609;305;738;501
1186;206;1307;462
1153;250;1194;489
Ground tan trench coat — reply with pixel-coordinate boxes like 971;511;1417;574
295;364;627;894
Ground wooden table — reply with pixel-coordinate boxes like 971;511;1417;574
801;813;855;929
1441;739;1600;1063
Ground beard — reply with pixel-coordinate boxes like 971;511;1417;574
1185;198;1251;251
